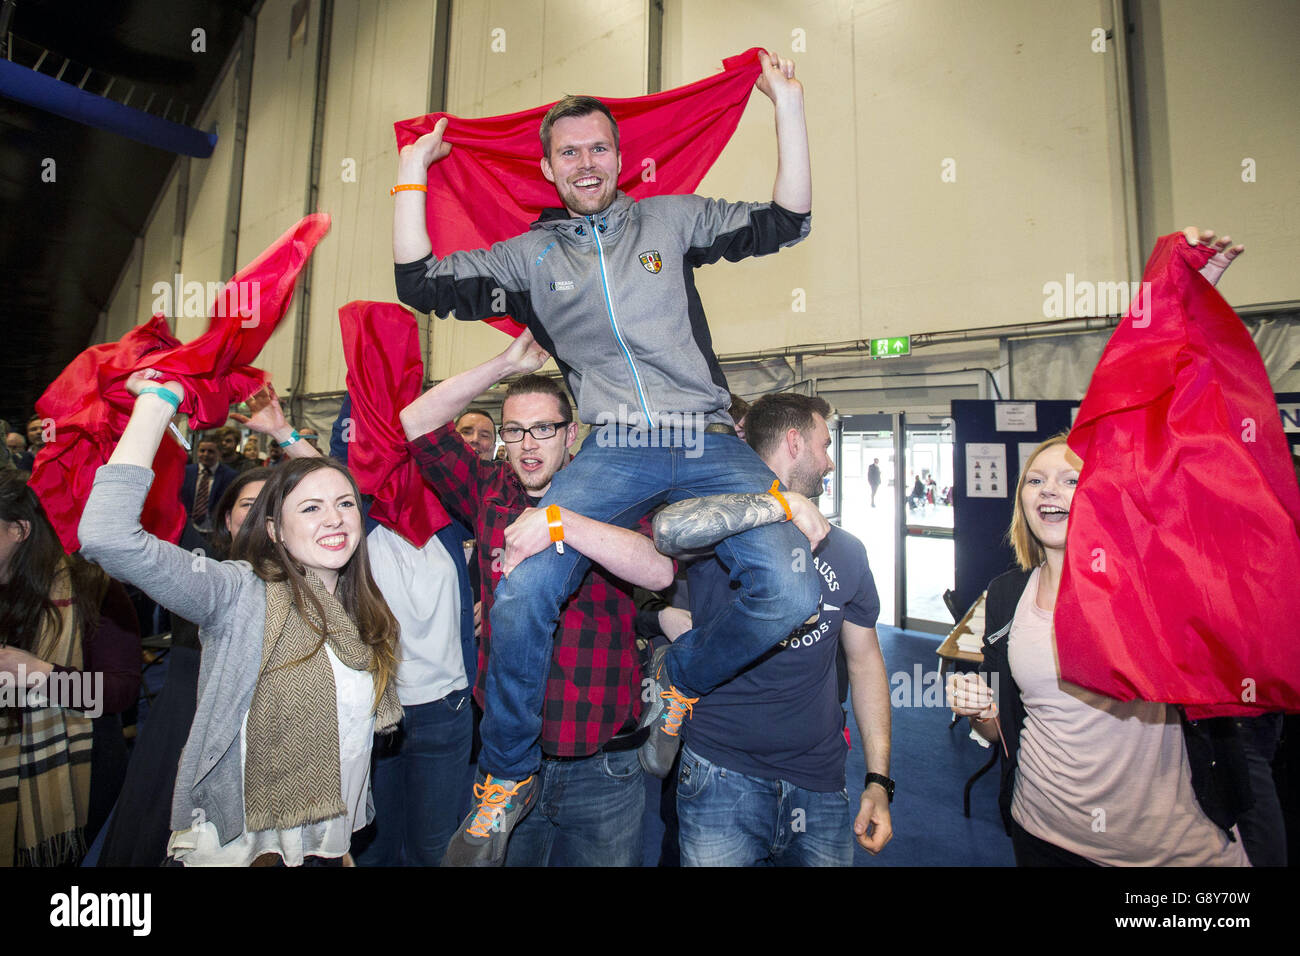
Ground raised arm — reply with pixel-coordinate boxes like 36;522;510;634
755;51;810;214
1185;226;1244;287
79;371;248;630
652;489;829;557
231;382;320;459
393;117;451;264
843;621;893;854
398;329;550;440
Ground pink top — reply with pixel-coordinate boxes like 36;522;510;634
1008;568;1247;866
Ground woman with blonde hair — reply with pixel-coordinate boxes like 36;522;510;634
79;370;401;866
947;433;1247;866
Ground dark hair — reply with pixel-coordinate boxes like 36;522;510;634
207;468;272;559
743;392;833;460
229;457;398;707
456;407;496;429
539;95;620;158
504;375;573;426
214;426;241;444
728;393;751;425
0;473;107;727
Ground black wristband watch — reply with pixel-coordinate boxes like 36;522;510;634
864;772;895;803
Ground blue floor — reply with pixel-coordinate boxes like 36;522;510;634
640;625;1015;866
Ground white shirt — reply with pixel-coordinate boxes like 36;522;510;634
365;524;466;706
168;645;376;866
1009;567;1247;866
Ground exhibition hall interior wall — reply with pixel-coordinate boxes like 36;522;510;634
93;0;1300;424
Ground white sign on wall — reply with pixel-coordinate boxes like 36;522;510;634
965;443;1007;498
994;402;1037;432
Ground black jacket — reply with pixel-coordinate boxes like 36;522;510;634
977;567;1246;839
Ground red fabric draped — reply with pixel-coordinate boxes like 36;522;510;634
31;316;191;553
338;301;450;547
394;48;764;336
30;214;330;552
1056;232;1300;717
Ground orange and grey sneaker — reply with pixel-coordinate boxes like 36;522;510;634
637;644;700;779
441;771;538;867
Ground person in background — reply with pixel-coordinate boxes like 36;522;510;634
25;416;47;461
455;408;497;461
5;431;31;471
181;438;236;533
241;437;263;468
213;425;252;474
867;458;881;508
1;471;141;866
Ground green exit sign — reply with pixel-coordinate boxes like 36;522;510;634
871;336;910;358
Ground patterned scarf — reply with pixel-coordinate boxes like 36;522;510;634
243;571;400;832
0;569;93;866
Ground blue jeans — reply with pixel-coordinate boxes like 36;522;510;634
352;690;474;867
676;745;852;867
504;747;645;866
482;434;820;779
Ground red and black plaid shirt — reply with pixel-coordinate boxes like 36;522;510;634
409;424;644;756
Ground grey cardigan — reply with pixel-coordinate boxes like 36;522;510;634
79;464;271;846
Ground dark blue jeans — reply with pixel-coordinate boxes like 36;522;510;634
504;747;645;866
675;746;852;867
482;434;821;779
352;690;474;867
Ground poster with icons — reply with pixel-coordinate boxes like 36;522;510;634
965;443;1007;498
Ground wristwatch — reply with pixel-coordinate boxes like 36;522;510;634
864;772;895;803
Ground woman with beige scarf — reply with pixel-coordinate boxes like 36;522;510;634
78;370;401;866
1;471;141;866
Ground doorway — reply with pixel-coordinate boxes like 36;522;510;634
835;414;955;632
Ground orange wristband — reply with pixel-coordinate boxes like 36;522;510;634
769;480;793;521
546;504;565;553
390;183;428;196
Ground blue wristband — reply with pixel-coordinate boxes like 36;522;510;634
278;429;302;448
138;385;180;410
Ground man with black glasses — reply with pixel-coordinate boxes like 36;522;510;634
400;330;674;866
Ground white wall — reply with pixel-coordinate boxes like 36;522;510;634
94;0;1299;407
176;50;244;343
304;0;446;393
235;0;322;389
1135;0;1299;307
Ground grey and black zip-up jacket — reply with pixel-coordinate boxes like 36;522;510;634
395;192;810;428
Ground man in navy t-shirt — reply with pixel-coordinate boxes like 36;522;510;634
651;392;894;865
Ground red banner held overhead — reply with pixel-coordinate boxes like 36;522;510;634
338;300;451;548
31;214;330;551
394;49;765;335
1056;232;1300;717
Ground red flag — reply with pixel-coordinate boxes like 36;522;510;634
31;316;190;553
394;48;765;335
338;301;450;547
1056;231;1300;717
30;214;330;552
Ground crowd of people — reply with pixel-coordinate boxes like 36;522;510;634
1;49;1290;869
